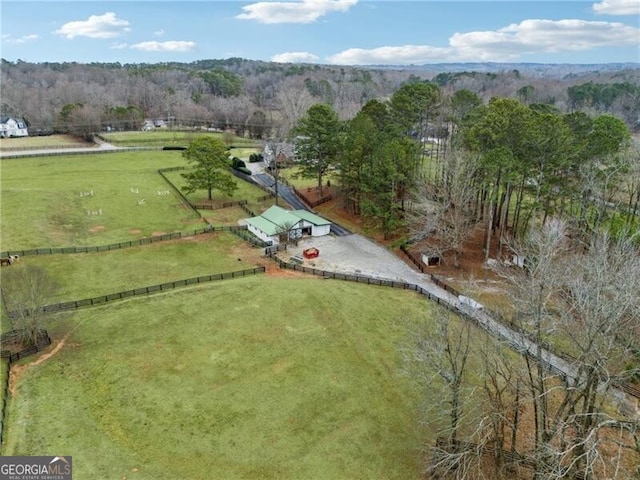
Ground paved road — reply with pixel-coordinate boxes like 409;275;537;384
251;170;351;236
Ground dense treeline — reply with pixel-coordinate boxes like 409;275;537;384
1;58;638;139
290;81;635;248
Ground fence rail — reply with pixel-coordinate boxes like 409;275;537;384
0;329;51;453
194;200;248;210
0;359;10;452
291;186;333;208
7;267;266;318
0;225;248;258
0;147;160;160
268;253;640;402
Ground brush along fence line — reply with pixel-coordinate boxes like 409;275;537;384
6;267;266;319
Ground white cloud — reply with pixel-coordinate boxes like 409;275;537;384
130;40;196;52
272;51;320;63
54;12;131;39
2;33;40;44
111;42;129;50
327;18;640;65
237;0;357;24
593;0;640;15
449;19;640;60
328;45;452;65
154;29;165;37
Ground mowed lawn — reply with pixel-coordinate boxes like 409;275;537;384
0;151;203;249
1;232;260;307
5;277;429;479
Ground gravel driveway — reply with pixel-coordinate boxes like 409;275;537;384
285;234;430;286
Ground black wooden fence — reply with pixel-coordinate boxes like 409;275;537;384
7;267;266;318
0;329;51;452
194;200;248;210
268;253;640;401
0;359;10;451
0;225;248;258
291;186;333;208
0;147;160;160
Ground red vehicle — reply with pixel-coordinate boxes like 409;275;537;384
303;247;320;259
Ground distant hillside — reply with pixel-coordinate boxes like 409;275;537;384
369;62;640;78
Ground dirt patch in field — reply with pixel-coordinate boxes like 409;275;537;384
89;225;105;233
8;335;69;397
152;231;167;236
129;229;142;234
181;233;217;242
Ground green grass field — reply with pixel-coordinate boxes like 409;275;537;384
0;147;458;479
162;169;291;216
101;130;259;148
1;233;258;307
0;151;204;249
0;134;92;150
4;278;431;479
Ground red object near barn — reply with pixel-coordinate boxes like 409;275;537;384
303;247;320;259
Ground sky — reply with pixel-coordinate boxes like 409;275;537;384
1;0;639;65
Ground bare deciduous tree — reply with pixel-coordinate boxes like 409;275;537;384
498;223;640;479
412;150;480;268
1;265;60;345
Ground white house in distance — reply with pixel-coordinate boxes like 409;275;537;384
0;116;29;138
245;205;332;245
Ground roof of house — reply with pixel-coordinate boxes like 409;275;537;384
0;116;25;125
246;205;302;236
261;205;303;227
292;209;331;226
245;205;331;236
245;215;283;236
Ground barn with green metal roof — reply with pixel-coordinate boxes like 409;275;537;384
245;205;332;245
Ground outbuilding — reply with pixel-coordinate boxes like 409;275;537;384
245;205;332;245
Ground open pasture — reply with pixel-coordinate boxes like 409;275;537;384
0;151;204;249
101;130;258;148
162;169;288;216
1;232;259;308
4;277;429;479
0;134;92;151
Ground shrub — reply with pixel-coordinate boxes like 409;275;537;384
163;146;187;150
235;166;252;175
231;157;246;168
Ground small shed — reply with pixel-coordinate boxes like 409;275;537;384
421;251;441;266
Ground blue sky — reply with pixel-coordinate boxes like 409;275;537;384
1;0;639;65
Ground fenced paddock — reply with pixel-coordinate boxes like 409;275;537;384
0;151;197;249
0;225;249;258
1;276;435;478
7;267;266;318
